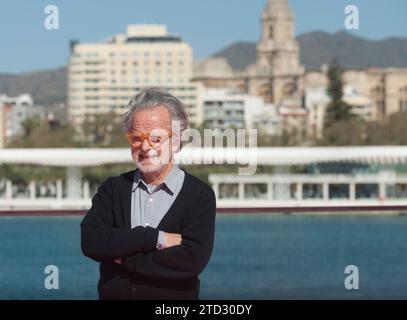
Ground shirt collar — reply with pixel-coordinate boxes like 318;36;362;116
132;164;183;195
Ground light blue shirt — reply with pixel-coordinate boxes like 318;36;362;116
131;164;185;249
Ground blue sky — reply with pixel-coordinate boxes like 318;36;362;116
0;0;406;73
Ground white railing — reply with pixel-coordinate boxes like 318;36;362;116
0;179;92;210
209;173;407;209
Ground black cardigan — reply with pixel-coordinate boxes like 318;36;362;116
80;169;216;300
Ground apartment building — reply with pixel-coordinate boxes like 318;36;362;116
68;25;199;126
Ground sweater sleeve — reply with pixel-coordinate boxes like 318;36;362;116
80;177;159;262
122;187;216;279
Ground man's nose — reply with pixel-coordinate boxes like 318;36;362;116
141;138;151;151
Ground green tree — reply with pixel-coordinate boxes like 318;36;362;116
20;117;42;137
80;112;129;148
318;118;368;146
325;60;352;128
109;117;130;148
366;111;407;145
7;118;81;148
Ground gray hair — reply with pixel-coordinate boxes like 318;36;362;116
122;87;189;134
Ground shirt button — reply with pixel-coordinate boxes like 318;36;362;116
145;222;150;227
149;198;153;202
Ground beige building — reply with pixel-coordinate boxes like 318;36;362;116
305;67;407;139
68;25;200;126
193;0;407;138
343;68;407;119
305;84;377;139
194;0;304;107
193;0;306;133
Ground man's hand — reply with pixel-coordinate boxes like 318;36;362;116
115;232;182;264
160;232;182;249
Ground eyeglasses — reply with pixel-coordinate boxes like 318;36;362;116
126;128;172;149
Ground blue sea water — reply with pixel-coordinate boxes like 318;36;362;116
1;214;407;299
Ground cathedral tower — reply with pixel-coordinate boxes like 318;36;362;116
254;0;304;105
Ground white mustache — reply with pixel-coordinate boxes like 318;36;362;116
139;151;159;159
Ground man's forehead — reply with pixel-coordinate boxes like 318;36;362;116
132;107;171;131
131;107;171;127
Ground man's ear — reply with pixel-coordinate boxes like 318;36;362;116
171;132;182;153
170;119;183;153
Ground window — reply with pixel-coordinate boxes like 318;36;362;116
355;184;379;199
400;100;407;112
219;183;239;199
386;184;407;198
244;184;268;199
303;184;323;199
273;183;297;200
329;184;349;199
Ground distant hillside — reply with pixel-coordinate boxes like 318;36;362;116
298;31;407;69
212;31;407;70
0;67;66;105
212;41;257;71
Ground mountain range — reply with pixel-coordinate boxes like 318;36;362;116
213;31;407;71
0;67;66;105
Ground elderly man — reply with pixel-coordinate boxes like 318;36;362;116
81;87;216;300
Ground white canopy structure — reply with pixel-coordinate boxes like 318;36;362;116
1;147;407;211
0;146;407;167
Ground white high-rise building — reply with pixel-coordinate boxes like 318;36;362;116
68;25;199;126
201;88;281;135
